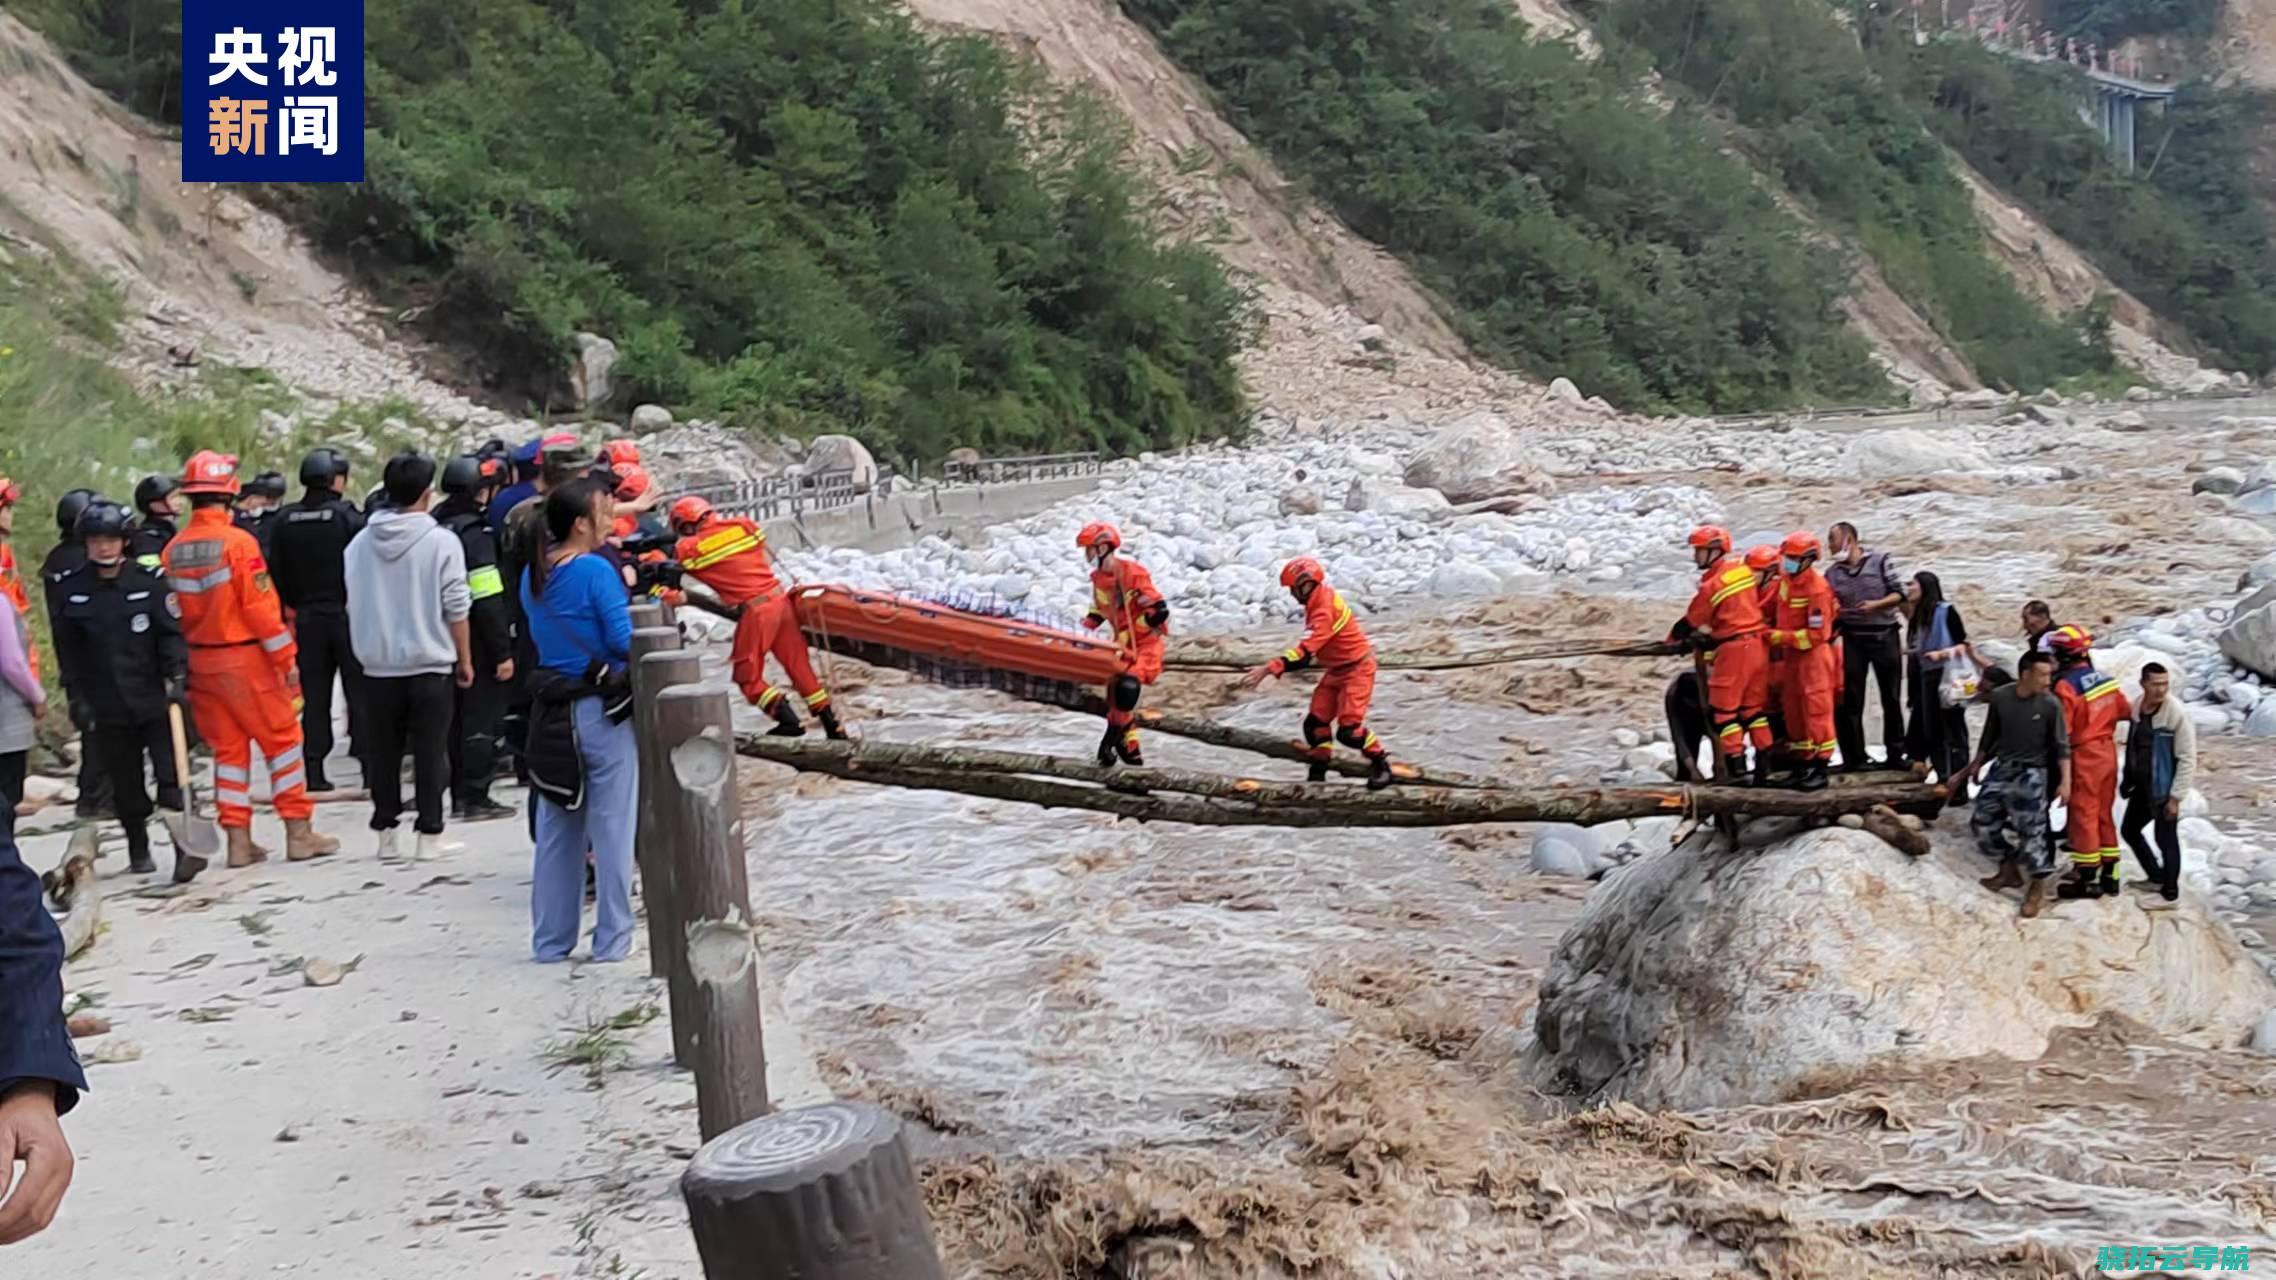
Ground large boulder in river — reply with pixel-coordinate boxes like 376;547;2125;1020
1846;429;1992;477
569;332;618;410
800;434;879;493
1402;411;1556;503
1521;827;2274;1110
2220;583;2276;681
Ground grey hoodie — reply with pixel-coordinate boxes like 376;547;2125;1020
345;508;471;679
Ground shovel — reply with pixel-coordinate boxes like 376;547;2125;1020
165;702;218;882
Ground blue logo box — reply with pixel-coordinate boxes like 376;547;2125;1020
180;0;364;182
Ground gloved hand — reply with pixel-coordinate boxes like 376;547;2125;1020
164;675;188;707
1080;613;1104;631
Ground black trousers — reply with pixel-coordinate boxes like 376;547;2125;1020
294;607;364;784
73;736;114;817
2122;790;2183;894
1904;660;1972;795
362;673;454;834
450;667;508;804
0;751;24;813
1837;627;1906;768
89;717;181;825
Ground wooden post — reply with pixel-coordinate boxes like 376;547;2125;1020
681;1101;947;1280
652;684;769;1138
630;601;664;631
631;636;694;985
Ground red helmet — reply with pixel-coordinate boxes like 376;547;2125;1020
1744;544;1779;572
1280;557;1325;592
0;476;19;507
2048;624;2094;658
599;439;642;468
180;450;242;496
669;494;715;531
613;464;651;502
1780;530;1822;560
1076;522;1120;556
1687;525;1732;554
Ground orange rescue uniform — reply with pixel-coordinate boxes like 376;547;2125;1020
674;516;830;717
0;542;34;678
162;506;312;827
1084;558;1167;758
1267;583;1385;762
1676;554;1771;761
2056;665;2131;871
1764;567;1839;762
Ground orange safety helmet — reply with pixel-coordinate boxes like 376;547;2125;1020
2048;623;2094;658
1076;521;1121;556
668;494;716;532
613;464;652;502
599;439;642;468
1280;557;1325;592
1744;544;1779;572
180;450;242;496
1779;530;1822;560
0;475;19;507
1686;525;1733;554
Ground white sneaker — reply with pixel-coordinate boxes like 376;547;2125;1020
415;832;448;862
375;828;403;861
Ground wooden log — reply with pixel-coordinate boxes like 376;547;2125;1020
1163;637;1674;673
681;1101;947;1280
633;639;697;991
1854;804;1932;858
1070;700;1500;789
653;684;769;1138
44;827;102;962
733;736;1948;828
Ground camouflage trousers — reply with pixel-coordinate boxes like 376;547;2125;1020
1971;762;2055;877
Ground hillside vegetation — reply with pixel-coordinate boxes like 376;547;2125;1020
1122;0;1885;413
16;0;1253;461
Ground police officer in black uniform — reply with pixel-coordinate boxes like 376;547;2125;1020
51;502;191;880
435;455;516;821
234;471;287;558
128;474;180;571
268;447;365;792
41;489;111;818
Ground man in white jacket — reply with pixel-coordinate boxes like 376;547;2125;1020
346;453;473;861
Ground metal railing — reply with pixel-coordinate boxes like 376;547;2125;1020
680;450;1100;523
940;451;1102;486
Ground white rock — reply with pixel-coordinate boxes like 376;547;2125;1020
989;574;1032;601
2103;410;2150;431
1848;429;1992;477
1425;561;1503;598
1521;827;2276;1109
2255;1008;2276;1055
1403;412;1558;503
2126;385;2156;402
1279;487;1322;517
1612;728;1642;749
570;332;618;409
2246;700;2276;738
2206;517;2275;548
629;403;673;433
1950;388;2007;409
2195;467;2248;496
1622;743;1677;777
2221;583;2276;681
2188;704;2232;734
22;776;71;804
1353;324;1388;351
803;434;880;493
1530;837;1593;878
1545;377;1585;405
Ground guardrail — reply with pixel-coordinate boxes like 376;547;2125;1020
678;450;1101;523
941;451;1103;485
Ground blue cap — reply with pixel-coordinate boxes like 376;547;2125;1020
512;437;544;464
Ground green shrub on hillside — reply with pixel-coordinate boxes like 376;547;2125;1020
1598;0;2115;392
1123;0;1883;413
2046;0;2220;45
1892;40;2276;376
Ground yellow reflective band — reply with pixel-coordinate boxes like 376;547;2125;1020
1717;724;1744;738
1282;647;1306;663
683;532;762;571
136;553;162;569
1328;599;1352;635
1710;578;1755;605
804;689;830;706
467;564;504;600
1793;635;1811;651
2083;680;2122;701
1745;718;1769;729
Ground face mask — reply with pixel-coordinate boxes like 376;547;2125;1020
1782;556;1804;575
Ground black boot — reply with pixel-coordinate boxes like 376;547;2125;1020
1115;732;1145;768
816;707;851;742
453;793;516;823
1366;755;1396;791
2055;865;2103;899
765;699;806;738
125;822;156;875
1307;759;1331;783
1097;723;1121;769
1751;756;1774;789
1793;761;1830;792
2097;863;2120;898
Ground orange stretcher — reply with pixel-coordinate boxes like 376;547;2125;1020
787;584;1125;698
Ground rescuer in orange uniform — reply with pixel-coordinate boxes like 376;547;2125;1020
668;495;848;740
1241;557;1396;789
1668;526;1773;786
1745;543;1791;765
161;452;340;865
0;476;35;681
1763;531;1840;791
1076;522;1168;768
2048;624;2131;900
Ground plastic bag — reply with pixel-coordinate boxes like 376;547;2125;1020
1938;656;1981;709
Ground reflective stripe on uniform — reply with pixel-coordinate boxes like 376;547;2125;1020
804;689;831;707
215;764;250;783
136;554;163;570
1282;646;1306;664
261;632;292;652
270;745;303;771
683;530;762;571
215;788;251;808
1329;599;1353;635
2083;679;2123;701
271;768;305;795
1709;568;1756;606
467;565;505;600
171;567;234;593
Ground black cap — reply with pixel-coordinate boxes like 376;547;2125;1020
300;447;348;488
132;474;179;514
74;499;133;542
55;488;99;537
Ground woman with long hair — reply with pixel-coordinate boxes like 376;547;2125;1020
519;478;638;963
1904;570;1982;798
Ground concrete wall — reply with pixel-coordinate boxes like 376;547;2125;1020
758;475;1100;553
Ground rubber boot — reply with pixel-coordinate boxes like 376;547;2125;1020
1978;860;2024;892
1115;732;1146;769
2055;864;2102;900
172;841;208;885
284;818;340;862
765;699;806;738
1750;756;1774;790
1366;755;1396;791
1096;723;1121;769
2098;863;2121;898
1307;759;1332;783
1793;761;1830;792
816;706;851;743
2020;873;2056;918
225;825;266;869
124;822;156;876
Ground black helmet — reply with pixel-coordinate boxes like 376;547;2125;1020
133;473;179;515
246;471;287;501
440;454;485;497
55;488;99;538
300;447;349;488
365;483;393;513
74;499;132;542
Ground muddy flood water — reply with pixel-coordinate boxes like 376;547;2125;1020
730;400;2276;1278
